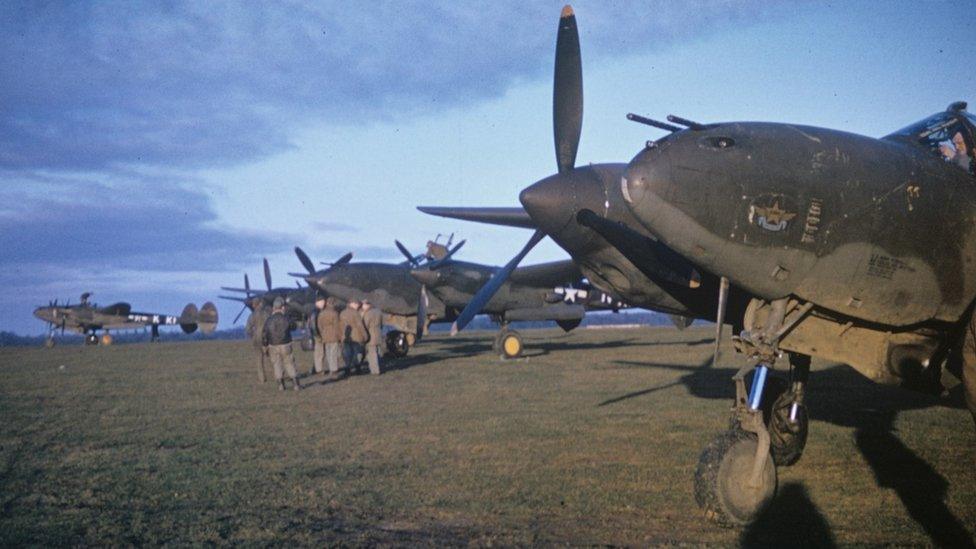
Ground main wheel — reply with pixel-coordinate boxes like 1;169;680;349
85;334;98;345
385;331;409;358
500;330;523;360
768;391;809;466
300;336;315;352
492;330;505;353
694;429;777;527
100;333;113;346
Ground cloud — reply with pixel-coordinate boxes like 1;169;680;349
0;0;776;172
0;170;292;273
312;221;358;233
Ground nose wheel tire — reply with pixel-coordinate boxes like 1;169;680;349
385;330;410;358
85;334;98;345
694;428;777;527
498;330;523;360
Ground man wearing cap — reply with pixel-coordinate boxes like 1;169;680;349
315;296;342;379
245;296;270;383
361;299;383;375
262;297;301;391
339;299;367;374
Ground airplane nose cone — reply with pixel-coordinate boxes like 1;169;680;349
410;269;440;286
519;173;576;234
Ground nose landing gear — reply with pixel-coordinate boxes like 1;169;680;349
695;298;812;526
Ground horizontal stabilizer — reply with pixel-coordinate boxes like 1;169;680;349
417;206;537;229
219;295;248;303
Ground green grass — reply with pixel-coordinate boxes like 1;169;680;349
1;327;974;545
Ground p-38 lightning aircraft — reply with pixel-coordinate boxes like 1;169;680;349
33;292;218;346
422;3;976;528
296;237;624;359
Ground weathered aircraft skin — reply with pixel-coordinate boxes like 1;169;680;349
620;107;976;388
623;114;976;327
306;261;444;320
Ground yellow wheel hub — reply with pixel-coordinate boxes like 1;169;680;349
503;335;521;357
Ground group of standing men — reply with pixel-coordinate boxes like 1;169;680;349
312;296;383;379
245;295;383;391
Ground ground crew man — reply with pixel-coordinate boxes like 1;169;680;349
262;297;301;391
316;297;343;379
311;297;327;376
362;299;383;375
339;299;367;374
245;297;269;383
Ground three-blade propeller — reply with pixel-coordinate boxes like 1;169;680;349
449;6;583;335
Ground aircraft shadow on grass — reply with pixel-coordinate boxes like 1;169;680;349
601;356;975;547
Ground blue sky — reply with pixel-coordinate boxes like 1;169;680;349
1;0;974;334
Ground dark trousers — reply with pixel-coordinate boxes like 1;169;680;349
343;341;363;371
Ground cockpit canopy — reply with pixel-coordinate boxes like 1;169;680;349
887;102;975;175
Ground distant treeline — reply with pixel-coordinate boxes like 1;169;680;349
2;310;681;347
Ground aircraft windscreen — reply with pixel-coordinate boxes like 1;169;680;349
891;112;974;175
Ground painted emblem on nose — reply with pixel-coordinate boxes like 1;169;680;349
748;195;797;232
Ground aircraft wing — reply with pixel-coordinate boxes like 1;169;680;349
509;259;581;287
417;206;537;229
503;303;585;322
98;302;132;316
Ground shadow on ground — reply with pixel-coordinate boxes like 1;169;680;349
603;355;975;547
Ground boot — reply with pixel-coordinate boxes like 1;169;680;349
278;379;286;391
292;378;301;391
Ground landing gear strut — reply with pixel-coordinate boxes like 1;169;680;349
694;298;813;526
493;327;523;360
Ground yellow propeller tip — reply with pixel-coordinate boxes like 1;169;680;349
561;5;574;18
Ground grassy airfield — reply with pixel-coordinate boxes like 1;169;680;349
1;326;974;546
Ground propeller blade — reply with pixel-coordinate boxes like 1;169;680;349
395;240;417;266
416;284;428;342
295;246;316;274
714;276;729;366
244;273;251;296
332;252;353;266
428;239;467;269
553;5;583;174
263;258;272;291
233;304;247;324
451;230;545;335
